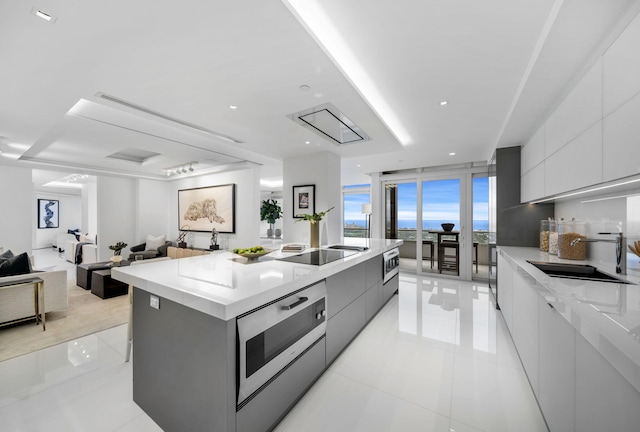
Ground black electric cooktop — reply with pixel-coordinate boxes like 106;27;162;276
278;249;353;266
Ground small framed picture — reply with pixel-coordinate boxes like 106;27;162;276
293;185;315;218
37;199;59;229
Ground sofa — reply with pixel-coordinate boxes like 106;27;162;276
128;235;172;261
0;253;68;325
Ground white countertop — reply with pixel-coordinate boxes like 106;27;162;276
112;238;402;321
499;246;640;393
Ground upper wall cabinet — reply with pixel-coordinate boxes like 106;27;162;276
521;126;545;175
603;12;640;116
545;122;603;196
545;59;603;157
521;163;545;203
603;91;640;181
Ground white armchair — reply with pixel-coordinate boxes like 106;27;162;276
65;233;98;265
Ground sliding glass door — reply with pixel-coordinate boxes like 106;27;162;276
383;165;492;280
421;179;461;275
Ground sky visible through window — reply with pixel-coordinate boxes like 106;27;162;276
343;178;489;231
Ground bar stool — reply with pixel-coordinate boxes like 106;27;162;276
422;240;434;268
473;242;479;273
438;241;459;275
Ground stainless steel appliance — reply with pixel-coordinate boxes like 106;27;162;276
383;248;399;284
236;280;327;406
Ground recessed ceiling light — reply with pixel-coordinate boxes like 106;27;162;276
31;7;57;23
440;100;448;106
305;141;311;145
299;85;311;92
357;164;361;167
449;152;456;156
229;105;238;110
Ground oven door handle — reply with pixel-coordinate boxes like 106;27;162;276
281;296;309;310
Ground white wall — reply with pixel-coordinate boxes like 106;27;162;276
168;166;261;250
82;181;97;235
0;165;33;254
555;196;627;269
97;176;137;261
283;152;342;246
33;192;82;249
135;179;171;244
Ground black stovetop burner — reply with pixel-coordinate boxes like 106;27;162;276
278;249;354;266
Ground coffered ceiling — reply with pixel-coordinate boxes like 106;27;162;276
0;0;637;188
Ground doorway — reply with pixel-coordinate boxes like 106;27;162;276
382;164;490;281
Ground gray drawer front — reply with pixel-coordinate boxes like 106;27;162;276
236;338;326;432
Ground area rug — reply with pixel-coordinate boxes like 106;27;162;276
0;279;129;362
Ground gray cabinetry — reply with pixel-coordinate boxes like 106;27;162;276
326;255;390;364
237;339;326;432
326;261;366;319
326;294;367;364
132;288;236;432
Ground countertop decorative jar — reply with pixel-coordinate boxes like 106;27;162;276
557;220;587;260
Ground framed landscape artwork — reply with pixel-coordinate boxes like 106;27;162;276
37;199;59;229
292;184;315;218
178;184;236;233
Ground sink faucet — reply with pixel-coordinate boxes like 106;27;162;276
570;232;627;274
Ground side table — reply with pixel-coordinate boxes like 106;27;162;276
91;269;129;299
0;276;45;330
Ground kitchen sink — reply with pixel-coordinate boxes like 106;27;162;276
526;261;634;284
326;245;369;252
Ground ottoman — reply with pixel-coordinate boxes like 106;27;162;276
76;262;112;290
91;269;129;299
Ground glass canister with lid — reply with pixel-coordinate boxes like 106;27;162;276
557;219;587;260
540;219;551;252
548;219;558;255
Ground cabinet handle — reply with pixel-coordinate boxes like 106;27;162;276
281;296;309;310
547;302;554;310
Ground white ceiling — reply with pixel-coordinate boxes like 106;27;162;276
0;0;637;189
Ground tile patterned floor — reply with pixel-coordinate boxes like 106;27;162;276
0;271;547;431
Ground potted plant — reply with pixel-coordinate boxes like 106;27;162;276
260;199;282;238
108;241;128;265
296;207;334;248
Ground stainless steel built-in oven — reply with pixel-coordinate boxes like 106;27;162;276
383;248;400;284
236;280;327;406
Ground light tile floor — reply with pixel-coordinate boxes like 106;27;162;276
0;272;548;432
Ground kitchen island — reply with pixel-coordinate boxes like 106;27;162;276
112;238;402;432
497;246;640;432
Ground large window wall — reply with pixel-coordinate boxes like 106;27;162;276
343;184;370;238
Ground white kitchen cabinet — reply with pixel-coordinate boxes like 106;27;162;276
497;250;514;329
544;121;603;197
575;334;640;432
603;91;640;181
538;297;575;432
544;59;603;158
522;126;545;175
511;268;539;396
521;162;545;203
603;11;640;115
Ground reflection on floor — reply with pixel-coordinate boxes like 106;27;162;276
0;271;546;432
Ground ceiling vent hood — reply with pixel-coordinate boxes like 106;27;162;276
288;102;371;145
